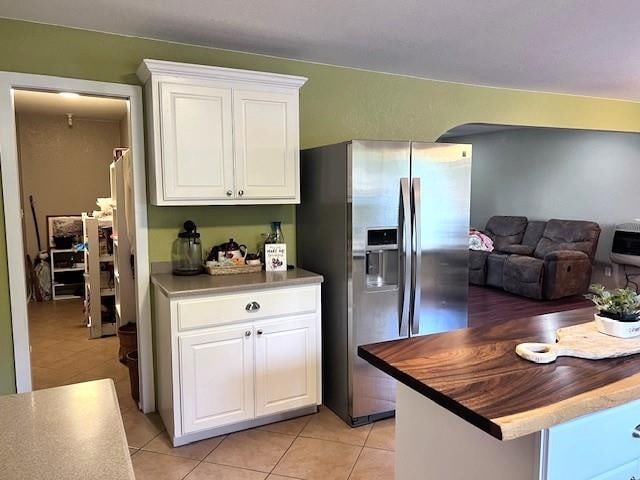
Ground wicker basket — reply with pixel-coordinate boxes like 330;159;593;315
205;263;263;275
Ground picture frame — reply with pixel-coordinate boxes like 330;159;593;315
265;243;287;272
47;215;83;249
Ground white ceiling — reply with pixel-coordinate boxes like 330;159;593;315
3;1;640;101
14;90;128;120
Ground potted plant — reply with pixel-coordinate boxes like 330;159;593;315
586;284;640;338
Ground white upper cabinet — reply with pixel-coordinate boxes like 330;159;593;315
233;89;298;200
160;82;234;200
137;59;307;206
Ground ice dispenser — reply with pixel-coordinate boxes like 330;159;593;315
365;228;399;288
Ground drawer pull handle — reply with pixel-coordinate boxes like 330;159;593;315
257;329;263;335
245;330;251;337
246;301;261;312
632;425;640;438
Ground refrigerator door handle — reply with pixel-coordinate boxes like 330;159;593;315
398;178;411;336
411;177;422;335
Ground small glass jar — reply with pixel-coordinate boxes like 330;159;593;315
271;221;285;244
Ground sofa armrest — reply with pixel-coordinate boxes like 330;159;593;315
544;250;589;262
500;244;535;255
542;250;592;300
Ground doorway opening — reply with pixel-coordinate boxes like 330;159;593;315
0;72;153;413
14;89;137;405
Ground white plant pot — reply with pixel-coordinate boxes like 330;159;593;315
594;313;640;339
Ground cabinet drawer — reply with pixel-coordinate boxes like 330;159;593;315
547;399;640;480
177;286;317;331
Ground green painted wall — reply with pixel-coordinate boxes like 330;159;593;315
1;18;639;393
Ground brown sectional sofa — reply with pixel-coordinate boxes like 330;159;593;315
470;216;601;300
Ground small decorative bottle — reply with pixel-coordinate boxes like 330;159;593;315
271;221;285;244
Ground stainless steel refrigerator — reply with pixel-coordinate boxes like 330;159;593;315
297;140;472;426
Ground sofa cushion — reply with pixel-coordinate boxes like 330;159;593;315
485;216;528;251
533;219;601;260
500;244;535;256
469;269;486;286
505;255;544;283
522;220;547;247
469;250;490;269
503;255;544;299
486;252;509;288
469;250;490;285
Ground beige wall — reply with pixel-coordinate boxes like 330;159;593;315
17;113;122;259
119;110;130;147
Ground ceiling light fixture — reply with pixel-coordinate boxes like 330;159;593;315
58;92;80;98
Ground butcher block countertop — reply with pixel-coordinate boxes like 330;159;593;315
0;379;134;479
152;268;323;297
358;307;640;441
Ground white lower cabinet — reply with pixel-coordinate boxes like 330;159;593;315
255;315;317;417
396;383;640;480
153;282;322;446
179;325;254;434
546;398;640;480
590;461;639;480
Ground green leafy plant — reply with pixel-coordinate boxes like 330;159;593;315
585;284;640;322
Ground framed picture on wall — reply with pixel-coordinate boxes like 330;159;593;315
47;215;83;249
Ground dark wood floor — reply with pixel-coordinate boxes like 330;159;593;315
468;285;593;327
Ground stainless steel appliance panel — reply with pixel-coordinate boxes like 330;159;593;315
410;142;472;336
350;140;410;419
297;142;351;422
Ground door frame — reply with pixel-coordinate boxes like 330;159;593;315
0;71;155;412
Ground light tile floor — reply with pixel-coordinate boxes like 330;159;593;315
29;299;396;479
131;408;395;480
29;299;136;414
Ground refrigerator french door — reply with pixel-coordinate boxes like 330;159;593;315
297;140;472;425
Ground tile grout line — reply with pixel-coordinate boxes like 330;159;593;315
345;420;376;480
178;457;201;480
345;446;365;480
267;412;315;477
135;429;165;451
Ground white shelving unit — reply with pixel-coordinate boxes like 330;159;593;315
83;213;117;339
50;248;85;300
110;155;136;328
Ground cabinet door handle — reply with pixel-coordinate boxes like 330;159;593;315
226;190;233;197
257;329;263;335
632;425;640;438
244;330;251;337
246;301;260;312
238;190;245;196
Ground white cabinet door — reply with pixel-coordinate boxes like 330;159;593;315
233;89;299;201
160;82;234;201
254;315;317;417
179;326;254;434
590;460;639;479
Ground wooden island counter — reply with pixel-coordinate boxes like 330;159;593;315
359;307;640;480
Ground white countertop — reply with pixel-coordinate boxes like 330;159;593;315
151;267;323;297
0;379;134;480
